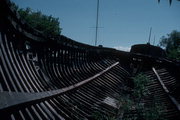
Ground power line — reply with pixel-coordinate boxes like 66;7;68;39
95;0;100;46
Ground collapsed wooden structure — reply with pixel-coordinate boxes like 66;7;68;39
0;0;179;119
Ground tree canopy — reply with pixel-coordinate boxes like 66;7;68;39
11;2;62;36
159;30;180;60
158;0;180;5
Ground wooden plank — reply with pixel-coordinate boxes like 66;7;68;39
0;62;119;112
152;67;180;112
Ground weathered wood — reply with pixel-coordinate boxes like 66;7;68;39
152;67;180;112
0;62;119;112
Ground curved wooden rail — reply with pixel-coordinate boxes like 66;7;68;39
0;62;119;111
143;68;180;120
152;67;180;112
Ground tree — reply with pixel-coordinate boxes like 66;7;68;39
11;2;62;36
159;30;180;60
158;0;180;5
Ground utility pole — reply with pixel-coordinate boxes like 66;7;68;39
153;35;156;45
95;0;100;46
148;27;152;44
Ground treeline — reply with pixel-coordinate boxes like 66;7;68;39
159;30;180;60
11;2;62;36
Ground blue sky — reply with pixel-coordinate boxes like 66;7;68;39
11;0;180;51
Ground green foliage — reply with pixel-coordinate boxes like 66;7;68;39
10;2;61;36
133;74;149;99
158;0;180;5
118;95;133;112
158;0;172;5
159;30;180;60
144;102;165;120
90;74;165;120
167;48;180;60
120;73;165;120
91;111;116;120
